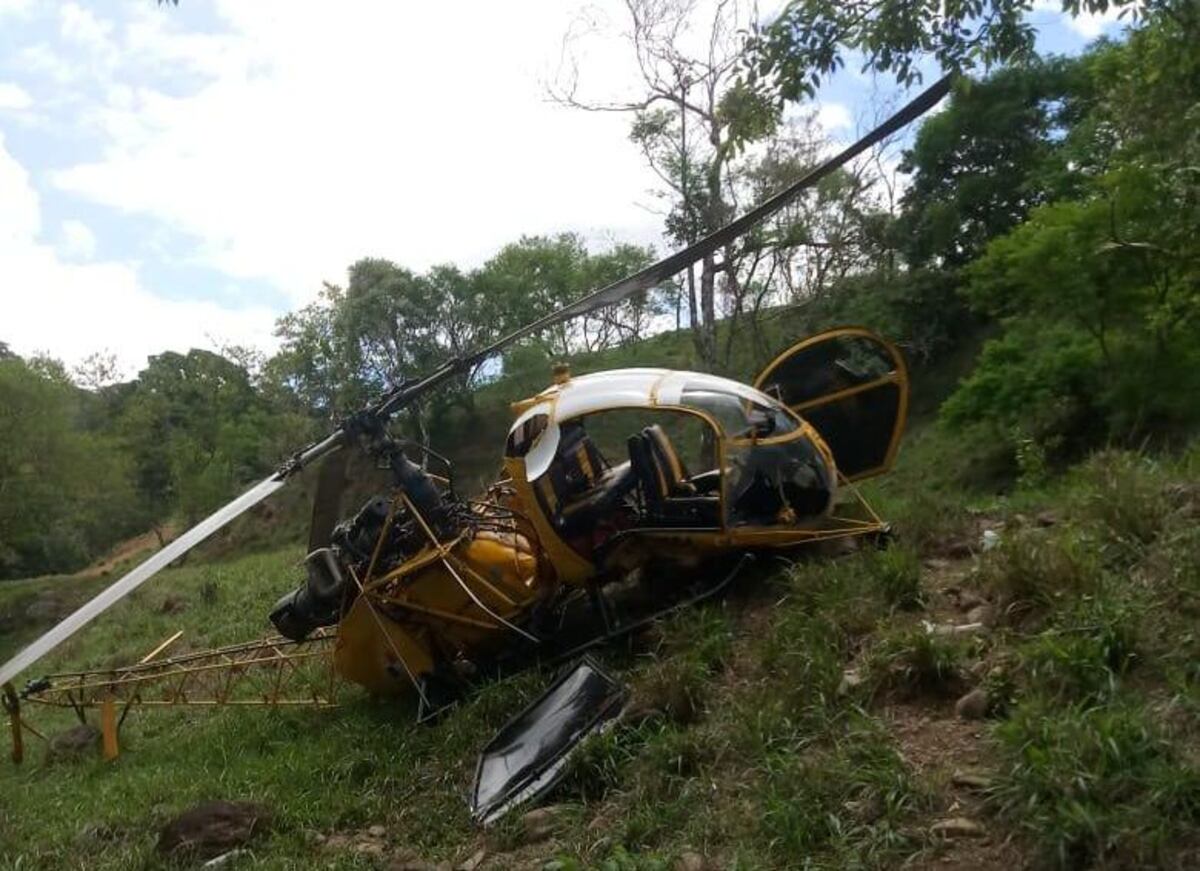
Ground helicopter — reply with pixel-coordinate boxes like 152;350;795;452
268;324;908;712
1;76;949;794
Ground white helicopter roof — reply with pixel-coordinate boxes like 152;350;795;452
510;367;781;479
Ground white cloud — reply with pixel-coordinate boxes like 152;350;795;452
50;2;663;304
0;0;31;17
1065;6;1124;38
815;102;852;132
1033;0;1124;39
0;134;277;371
58;218;96;261
59;2;117;57
0;82;32;110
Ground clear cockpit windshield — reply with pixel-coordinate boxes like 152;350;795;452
679;381;834;527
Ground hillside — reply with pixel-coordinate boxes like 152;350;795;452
2;425;1198;869
2;11;1198;867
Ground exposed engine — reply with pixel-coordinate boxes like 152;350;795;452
269;451;460;641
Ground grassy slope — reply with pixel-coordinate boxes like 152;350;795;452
3;319;1200;868
3;435;1199;869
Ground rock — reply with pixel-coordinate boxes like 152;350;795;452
457;849;487;871
955;688;990;720
367;824;387;838
844;795;884;823
322;833;352;851
966;603;996;626
203;850;249;868
838;668;864;695
675;851;707;871
156;800;272;860
50;724;101;757
927;621;987;637
943;539;974;559
930;817;986;838
159;594;188;615
957;591;985;611
521;804;567;843
951;770;993;791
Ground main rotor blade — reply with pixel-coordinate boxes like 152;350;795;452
0;474;288;688
308;448;349;552
376;73;952;419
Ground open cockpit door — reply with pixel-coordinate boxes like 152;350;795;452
754;327;909;482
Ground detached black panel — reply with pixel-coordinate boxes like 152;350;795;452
471;658;625;824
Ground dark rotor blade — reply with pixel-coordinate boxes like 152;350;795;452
0;474;288;687
308;447;349;552
377;73;952;418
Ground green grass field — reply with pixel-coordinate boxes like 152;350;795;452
2;435;1199;869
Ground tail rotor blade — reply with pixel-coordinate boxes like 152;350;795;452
308;448;349;552
0;474;288;688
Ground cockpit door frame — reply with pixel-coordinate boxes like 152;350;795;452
754;326;910;482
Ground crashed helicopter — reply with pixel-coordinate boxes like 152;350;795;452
2;74;950;817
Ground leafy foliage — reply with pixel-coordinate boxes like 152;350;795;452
746;0;1161;98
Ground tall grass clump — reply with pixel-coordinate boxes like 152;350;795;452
1070;450;1172;563
779;555;885;639
977;526;1099;619
866;626;967;698
867;546;924;611
759;713;927;863
1016;591;1141;704
992;698;1200;868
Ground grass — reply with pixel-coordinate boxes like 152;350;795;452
991;698;1200;868
3;439;1200;869
865;626;969;699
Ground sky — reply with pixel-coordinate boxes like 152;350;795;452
0;1;1126;376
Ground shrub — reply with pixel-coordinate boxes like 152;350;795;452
941;322;1105;465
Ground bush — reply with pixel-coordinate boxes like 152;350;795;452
941;322;1104;465
1017;590;1141;705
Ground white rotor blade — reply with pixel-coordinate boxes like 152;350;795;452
0;474;287;687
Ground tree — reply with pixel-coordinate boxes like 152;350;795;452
896;59;1089;268
0;355;140;578
475;234;661;361
117;349;290;530
746;0;1169;101
553;0;779;371
72;351;124;391
942;15;1200;452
